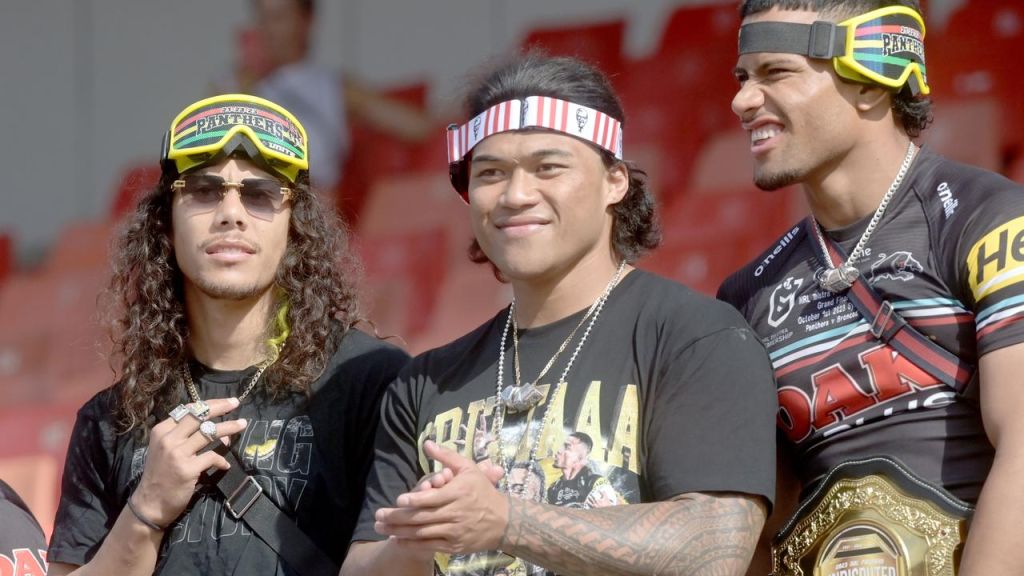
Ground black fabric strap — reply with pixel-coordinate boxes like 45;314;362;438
739;21;847;59
803;218;974;393
204;442;339;576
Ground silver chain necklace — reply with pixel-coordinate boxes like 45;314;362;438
812;142;917;293
493;261;626;491
181;359;272;404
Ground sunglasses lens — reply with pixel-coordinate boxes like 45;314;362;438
180;175;225;208
175;175;289;219
240;179;285;218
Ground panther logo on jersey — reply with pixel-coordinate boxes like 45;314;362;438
768;277;803;328
870;251;923;283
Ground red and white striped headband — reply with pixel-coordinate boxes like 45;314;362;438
446;96;624;164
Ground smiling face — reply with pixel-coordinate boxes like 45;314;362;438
467;130;627;284
172;157;291;302
731;8;865;190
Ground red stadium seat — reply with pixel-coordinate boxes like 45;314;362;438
929;1;1024;153
110;164;161;219
617;4;745;209
1009;152;1024;184
0;272;57;405
357;227;448;344
521;19;626;79
0;233;11;286
43;267;112;405
357;172;465;239
409;260;510;355
45;219;115;274
0;402;81;540
920;96;1002;172
641;232;763;296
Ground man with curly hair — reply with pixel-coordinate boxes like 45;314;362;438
46;94;409;576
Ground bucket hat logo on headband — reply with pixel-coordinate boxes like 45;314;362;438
738;5;930;96
446;95;624;200
161;94;309;183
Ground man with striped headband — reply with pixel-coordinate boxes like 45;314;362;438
343;53;778;576
46;94;408;576
718;1;1024;573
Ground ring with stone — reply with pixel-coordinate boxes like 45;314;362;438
199;420;218;442
168;404;189;423
187;400;210;421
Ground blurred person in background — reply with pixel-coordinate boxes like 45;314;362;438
342;52;778;576
719;1;1024;573
222;0;433;196
46;93;408;576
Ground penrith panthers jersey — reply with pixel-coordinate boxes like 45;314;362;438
719;147;1024;503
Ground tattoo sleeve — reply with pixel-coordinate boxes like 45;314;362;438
500;492;766;576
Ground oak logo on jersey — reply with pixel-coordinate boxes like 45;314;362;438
869;251;922;283
968;215;1024;301
777;344;945;442
769;277;803;328
0;548;46;576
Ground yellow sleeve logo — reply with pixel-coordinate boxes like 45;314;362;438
967;215;1024;301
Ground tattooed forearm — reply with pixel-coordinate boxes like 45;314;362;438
500;492;766;576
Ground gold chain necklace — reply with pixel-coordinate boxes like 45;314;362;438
181;359;272;404
504;303;593;413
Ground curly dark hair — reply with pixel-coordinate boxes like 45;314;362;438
106;169;362;433
462;52;661;275
740;0;933;137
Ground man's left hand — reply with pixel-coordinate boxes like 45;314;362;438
374;440;509;555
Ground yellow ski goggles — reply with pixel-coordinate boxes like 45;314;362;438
739;5;929;96
161;94;309;183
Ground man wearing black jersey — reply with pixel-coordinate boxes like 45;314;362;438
719;1;1024;574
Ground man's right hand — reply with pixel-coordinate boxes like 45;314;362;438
130;397;247;528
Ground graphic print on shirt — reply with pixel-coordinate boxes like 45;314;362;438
128;415;315;545
419;380;639;576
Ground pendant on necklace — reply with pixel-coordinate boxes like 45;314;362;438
500;383;545;413
814;264;860;293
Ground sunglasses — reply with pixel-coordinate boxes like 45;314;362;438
171;173;293;221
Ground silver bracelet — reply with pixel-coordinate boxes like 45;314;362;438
126;495;166;532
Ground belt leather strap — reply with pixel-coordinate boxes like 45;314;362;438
202;441;339;576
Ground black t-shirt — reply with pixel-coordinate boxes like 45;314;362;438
0;479;48;575
48;328;409;575
355;269;777;575
719;147;1024;502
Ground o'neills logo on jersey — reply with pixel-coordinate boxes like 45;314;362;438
755;225;801;277
777;344;950;442
936;182;958;219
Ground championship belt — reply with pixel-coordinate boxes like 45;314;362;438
771;457;972;576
